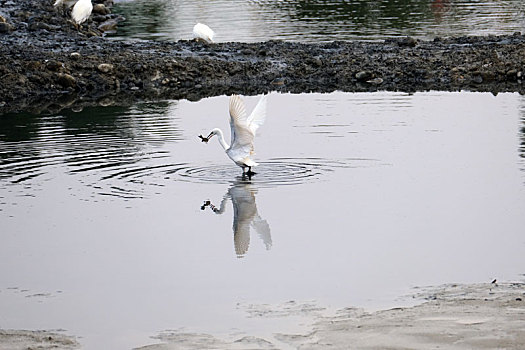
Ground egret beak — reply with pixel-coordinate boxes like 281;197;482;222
206;132;215;139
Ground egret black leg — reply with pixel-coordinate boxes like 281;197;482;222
246;166;256;177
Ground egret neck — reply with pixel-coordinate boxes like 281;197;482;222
207;128;229;150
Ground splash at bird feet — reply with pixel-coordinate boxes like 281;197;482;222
243;170;256;179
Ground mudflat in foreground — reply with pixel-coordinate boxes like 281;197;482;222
1;282;523;349
1;1;525;114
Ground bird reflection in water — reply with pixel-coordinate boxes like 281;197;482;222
201;178;272;258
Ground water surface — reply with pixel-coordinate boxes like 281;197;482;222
110;0;525;42
1;92;525;349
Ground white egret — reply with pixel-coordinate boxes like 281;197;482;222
71;0;92;26
199;94;267;176
192;23;215;43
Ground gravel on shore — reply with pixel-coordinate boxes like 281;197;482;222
2;0;525;114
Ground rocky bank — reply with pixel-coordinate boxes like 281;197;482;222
1;0;525;115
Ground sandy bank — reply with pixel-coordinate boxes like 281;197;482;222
135;282;525;350
2;1;525;114
2;282;523;349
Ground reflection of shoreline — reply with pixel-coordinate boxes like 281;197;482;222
0;102;180;189
430;0;450;22
202;178;271;258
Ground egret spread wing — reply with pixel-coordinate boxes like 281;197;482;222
229;94;248;122
247;94;267;135
229;95;254;154
252;215;271;250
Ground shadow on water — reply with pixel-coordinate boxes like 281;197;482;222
0;114;41;175
0;102;180;186
265;0;434;26
201;177;272;258
112;0;171;40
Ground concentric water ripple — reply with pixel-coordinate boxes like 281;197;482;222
89;157;379;199
170;158;358;186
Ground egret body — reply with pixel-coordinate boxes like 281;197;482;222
201;94;267;176
71;0;92;26
193;23;215;43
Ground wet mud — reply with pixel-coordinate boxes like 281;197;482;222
1;282;523;349
1;0;525;114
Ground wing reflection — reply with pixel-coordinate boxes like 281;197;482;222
202;178;271;258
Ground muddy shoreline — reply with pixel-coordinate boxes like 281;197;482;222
2;0;525;114
1;282;523;349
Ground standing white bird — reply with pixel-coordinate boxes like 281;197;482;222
71;0;92;26
192;23;215;43
199;94;267;176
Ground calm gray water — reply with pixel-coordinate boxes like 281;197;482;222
110;0;525;42
1;92;525;349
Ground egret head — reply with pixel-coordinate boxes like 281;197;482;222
206;128;221;139
198;128;221;143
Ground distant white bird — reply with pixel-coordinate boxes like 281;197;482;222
192;23;215;43
71;0;92;26
199;94;267;176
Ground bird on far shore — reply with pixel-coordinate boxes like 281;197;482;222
71;0;92;27
199;94;267;177
193;23;215;43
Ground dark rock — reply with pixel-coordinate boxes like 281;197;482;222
506;69;518;79
311;57;322;67
70;52;81;60
56;73;76;88
366;77;383;85
386;36;418;47
472;75;483;84
400;36;418;47
355;71;373;82
46;60;64;71
98;18;118;32
0;22;14;33
271;77;285;86
92;14;108;23
93;4;110;15
97;63;114;73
